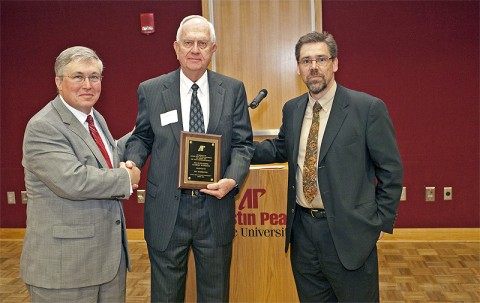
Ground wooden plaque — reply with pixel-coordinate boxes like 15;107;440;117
178;131;221;189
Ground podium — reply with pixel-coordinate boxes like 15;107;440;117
185;165;299;302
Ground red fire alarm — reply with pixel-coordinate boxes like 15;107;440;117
140;13;155;35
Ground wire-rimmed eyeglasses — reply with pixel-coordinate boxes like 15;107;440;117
61;74;103;84
299;56;334;67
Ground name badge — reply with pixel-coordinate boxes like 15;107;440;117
160;110;178;126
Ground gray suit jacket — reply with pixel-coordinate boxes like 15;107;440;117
20;96;131;289
253;84;403;270
125;69;254;251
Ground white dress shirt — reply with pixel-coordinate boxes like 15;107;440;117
179;70;210;132
59;96;113;162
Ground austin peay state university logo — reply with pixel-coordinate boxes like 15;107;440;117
235;189;286;238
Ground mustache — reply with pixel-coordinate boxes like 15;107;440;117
308;72;324;81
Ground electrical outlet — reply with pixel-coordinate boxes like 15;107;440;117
400;187;407;201
444;187;453;200
7;192;16;204
425;187;435;202
21;191;28;204
137;190;146;203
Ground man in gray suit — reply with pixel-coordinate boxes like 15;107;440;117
124;15;253;302
21;46;141;302
252;32;403;302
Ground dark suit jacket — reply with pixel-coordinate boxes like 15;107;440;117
125;69;254;251
21;96;131;288
252;84;403;270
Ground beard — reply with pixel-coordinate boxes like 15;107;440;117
306;77;327;95
305;68;328;94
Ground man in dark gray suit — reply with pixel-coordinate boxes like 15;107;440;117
252;32;403;302
124;15;254;302
21;46;141;302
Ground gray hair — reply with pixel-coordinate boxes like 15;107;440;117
176;15;216;43
295;31;338;62
54;46;103;76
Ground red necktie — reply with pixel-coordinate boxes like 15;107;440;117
86;115;113;168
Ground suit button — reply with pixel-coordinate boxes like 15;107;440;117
115;220;121;225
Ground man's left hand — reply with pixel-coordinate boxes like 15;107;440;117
201;178;236;199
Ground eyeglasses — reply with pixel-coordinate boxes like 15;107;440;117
299;56;334;67
62;74;103;84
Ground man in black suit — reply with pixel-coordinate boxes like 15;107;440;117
125;15;253;302
252;31;403;302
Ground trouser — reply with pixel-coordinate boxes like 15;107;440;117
148;194;232;303
291;205;379;302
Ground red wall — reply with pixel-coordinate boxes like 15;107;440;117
322;0;479;228
0;0;202;228
1;1;478;228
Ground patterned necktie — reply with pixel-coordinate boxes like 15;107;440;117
86;115;112;168
189;83;205;133
303;101;322;203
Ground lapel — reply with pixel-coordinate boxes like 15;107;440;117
52;97;111;169
161;69;224;144
206;70;225;133
292;94;309;163
318;85;349;163
161;69;183;146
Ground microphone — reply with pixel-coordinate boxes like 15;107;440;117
249;89;268;109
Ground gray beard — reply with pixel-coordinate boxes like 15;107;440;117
308;81;327;95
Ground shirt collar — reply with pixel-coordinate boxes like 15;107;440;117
180;70;208;95
308;81;337;113
59;95;94;124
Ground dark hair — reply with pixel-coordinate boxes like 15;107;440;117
295;31;337;62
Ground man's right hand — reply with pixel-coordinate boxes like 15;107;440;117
120;161;141;189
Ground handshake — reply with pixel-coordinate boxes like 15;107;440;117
119;160;141;189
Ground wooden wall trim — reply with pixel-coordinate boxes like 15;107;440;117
1;228;478;242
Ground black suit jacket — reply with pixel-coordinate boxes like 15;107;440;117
125;69;254;251
253;84;403;270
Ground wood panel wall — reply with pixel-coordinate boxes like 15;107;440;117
202;0;322;134
182;2;324;299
